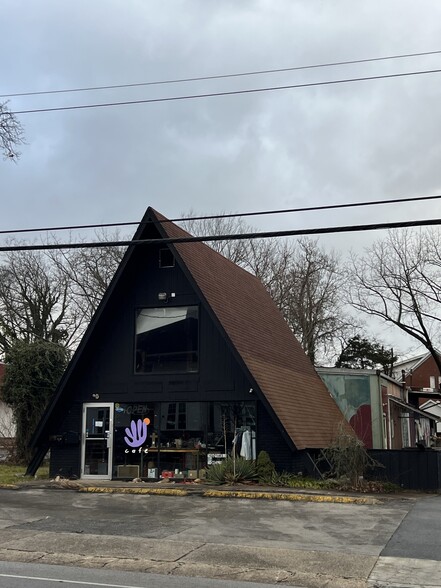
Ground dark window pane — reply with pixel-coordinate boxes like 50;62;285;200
135;306;199;373
159;249;175;268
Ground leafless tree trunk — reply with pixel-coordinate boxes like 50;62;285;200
0;248;83;357
0;101;25;161
348;229;441;374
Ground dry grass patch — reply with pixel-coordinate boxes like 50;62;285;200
0;463;49;486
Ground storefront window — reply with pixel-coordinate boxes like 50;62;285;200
135;306;199;373
113;402;159;479
113;401;256;479
207;402;256;457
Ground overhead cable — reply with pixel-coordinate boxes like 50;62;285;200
3;48;441;99
1;217;441;252
1;193;441;236
10;67;441;116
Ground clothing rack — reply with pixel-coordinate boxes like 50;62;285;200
232;427;256;460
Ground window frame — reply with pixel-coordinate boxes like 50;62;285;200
134;305;200;375
159;248;175;268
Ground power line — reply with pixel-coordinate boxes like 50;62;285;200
1;217;441;253
2;193;441;236
10;67;441;116
3;49;441;99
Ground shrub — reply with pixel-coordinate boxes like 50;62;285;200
321;423;383;488
256;450;276;483
205;460;228;485
206;457;257;485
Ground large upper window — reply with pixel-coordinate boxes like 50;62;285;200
135;306;199;373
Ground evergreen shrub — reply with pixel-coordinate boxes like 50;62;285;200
206;457;257;485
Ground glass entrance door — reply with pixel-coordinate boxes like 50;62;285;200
81;403;114;479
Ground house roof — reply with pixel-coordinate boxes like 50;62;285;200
30;207;348;455
317;366;402;386
420;399;441;414
389;396;439;422
393;351;441;377
149;208;347;449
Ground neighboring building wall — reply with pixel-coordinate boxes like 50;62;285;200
420;400;441;434
0;400;15;439
380;379;405;449
405;355;441;389
388;399;403;449
391;355;425;382
317;369;404;450
318;370;375;448
0;363;16;443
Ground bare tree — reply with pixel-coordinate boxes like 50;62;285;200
268;238;357;365
180;212;355;364
0;101;25;160
0;248;83;357
349;229;441;374
180;210;261;267
48;230;126;324
0;231;126;359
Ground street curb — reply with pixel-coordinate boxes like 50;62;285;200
78;486;190;496
202;489;382;504
75;485;381;504
0;480;404;503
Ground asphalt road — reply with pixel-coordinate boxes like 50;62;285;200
369;495;441;587
0;561;279;588
0;488;440;587
382;496;441;560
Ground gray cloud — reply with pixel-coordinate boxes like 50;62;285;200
2;0;441;353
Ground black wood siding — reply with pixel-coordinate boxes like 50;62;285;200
65;244;251;405
257;403;296;471
49;403;82;478
43;243;294;477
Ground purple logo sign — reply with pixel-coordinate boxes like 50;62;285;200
124;418;148;448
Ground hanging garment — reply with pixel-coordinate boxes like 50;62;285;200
240;429;252;460
232;431;242;457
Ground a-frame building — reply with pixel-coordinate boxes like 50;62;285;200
28;207;347;480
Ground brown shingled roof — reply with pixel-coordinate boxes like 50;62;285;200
150;208;347;449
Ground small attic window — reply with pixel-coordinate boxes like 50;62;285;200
159;248;175;268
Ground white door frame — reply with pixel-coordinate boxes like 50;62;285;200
81;402;114;480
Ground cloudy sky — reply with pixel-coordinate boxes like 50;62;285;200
2;0;441;354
